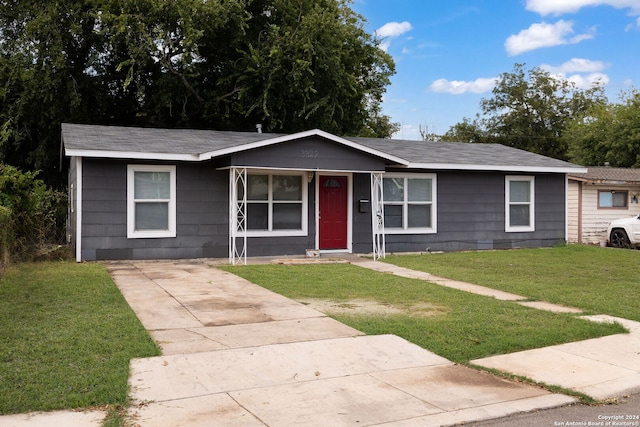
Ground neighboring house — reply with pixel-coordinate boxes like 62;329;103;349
568;167;640;245
63;123;586;263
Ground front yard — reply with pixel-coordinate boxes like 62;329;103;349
0;262;159;418
0;245;634;419
223;245;629;363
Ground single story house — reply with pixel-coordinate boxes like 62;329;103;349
568;167;640;245
62;123;586;263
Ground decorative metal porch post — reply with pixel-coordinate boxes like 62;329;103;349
229;167;247;265
371;173;385;261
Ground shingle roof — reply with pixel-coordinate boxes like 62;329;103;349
62;123;287;156
569;166;640;183
346;136;581;171
62;123;585;173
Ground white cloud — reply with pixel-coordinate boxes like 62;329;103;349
375;21;413;52
541;58;606;73
375;21;413;38
505;20;595;56
526;0;640;16
428;77;498;95
625;16;640;30
540;58;609;88
566;72;610;88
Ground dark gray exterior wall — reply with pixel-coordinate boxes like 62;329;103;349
353;173;374;253
67;157;78;255
81;159;230;260
380;170;567;253
230;137;386;172
78;159;567;261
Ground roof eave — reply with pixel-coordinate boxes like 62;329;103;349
64;148;200;162
404;163;587;174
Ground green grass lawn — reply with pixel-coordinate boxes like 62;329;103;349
0;261;159;416
222;261;625;364
383;245;640;321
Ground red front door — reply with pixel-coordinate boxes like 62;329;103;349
319;176;348;250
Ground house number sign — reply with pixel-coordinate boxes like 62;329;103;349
301;150;319;158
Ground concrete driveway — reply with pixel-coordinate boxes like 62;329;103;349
106;261;574;427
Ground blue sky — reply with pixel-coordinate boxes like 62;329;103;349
351;0;640;140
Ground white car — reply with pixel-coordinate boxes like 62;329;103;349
607;214;640;248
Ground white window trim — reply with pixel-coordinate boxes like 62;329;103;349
505;175;535;233
127;164;177;239
383;173;437;235
244;171;308;237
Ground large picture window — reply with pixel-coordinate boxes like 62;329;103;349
383;174;436;233
127;165;176;238
505;176;534;232
244;173;307;236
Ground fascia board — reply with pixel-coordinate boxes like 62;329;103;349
64;148;199;162
405;163;588;174
199;129;410;166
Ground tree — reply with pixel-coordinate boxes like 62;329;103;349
0;0;396;187
441;64;607;159
565;90;640;167
440;118;486;143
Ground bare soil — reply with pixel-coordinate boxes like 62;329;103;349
298;298;448;317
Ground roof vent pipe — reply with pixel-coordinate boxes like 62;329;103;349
256;124;262;134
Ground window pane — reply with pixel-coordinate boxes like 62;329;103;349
383;178;404;202
599;192;612;207
510;205;530;227
613;192;627;207
247;203;268;230
408;179;431;201
273;175;302;201
247;175;268;200
135;202;168;230
384;204;403;228
135;172;170;199
510;181;530;203
408;204;431;228
273;203;302;229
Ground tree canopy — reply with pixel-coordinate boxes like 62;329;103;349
441;64;607;160
564;90;640;167
0;0;396;186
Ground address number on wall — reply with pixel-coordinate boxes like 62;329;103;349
301;150;319;158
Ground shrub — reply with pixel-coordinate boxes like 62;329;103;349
0;164;67;261
0;206;9;275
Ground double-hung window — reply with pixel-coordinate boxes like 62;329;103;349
245;173;307;236
383;174;436;233
127;165;176;238
505;176;534;232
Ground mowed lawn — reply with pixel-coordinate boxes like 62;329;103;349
222;248;626;364
383;245;640;322
0;262;159;416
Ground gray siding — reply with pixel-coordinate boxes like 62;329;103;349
352;173;374;253
78;161;567;261
67;157;78;255
230;137;385;172
381;171;566;253
81;159;230;260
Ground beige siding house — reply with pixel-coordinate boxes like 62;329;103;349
568;167;640;245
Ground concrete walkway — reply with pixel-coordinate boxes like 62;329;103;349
351;258;640;401
107;261;576;426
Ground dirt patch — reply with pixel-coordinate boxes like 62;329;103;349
299;298;448;317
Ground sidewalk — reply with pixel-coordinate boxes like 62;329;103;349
351;258;640;401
